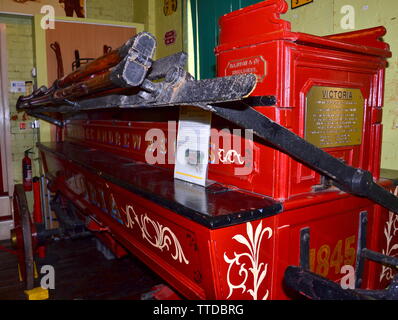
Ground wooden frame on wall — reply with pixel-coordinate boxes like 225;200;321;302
34;16;144;92
0;23;14;240
0;23;13;196
32;16;144;143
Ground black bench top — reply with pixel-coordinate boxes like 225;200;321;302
38;141;282;229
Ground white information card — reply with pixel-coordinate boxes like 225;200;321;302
174;106;212;186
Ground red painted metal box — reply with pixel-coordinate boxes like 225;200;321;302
215;0;390;200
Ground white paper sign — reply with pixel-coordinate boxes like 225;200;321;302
174;106;211;186
10;81;26;93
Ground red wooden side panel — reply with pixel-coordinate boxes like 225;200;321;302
41;146;223;299
273;198;366;299
365;185;398;290
41;144;398;300
211;217;276;300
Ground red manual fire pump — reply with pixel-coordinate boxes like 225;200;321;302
11;0;398;300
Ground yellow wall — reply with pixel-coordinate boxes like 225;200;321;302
86;0;134;22
133;0;183;60
0;14;38;184
132;0;153;32
154;0;183;59
283;0;398;170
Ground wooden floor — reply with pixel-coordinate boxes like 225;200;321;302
0;237;163;300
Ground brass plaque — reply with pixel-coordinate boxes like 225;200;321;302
305;86;364;148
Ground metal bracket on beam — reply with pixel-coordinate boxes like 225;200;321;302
300;227;310;271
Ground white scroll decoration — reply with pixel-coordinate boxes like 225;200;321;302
224;221;273;300
380;187;398;282
218;149;245;165
123;205;189;265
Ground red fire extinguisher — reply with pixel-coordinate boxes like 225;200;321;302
22;148;33;191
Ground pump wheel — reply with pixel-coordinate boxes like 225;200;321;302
10;184;37;290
